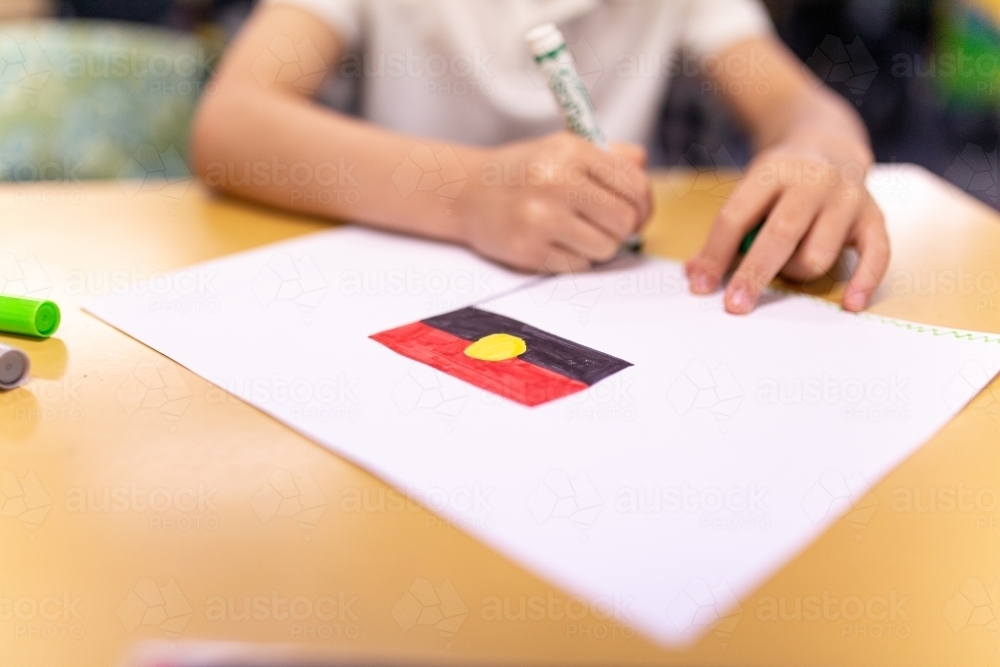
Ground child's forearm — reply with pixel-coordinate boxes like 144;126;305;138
192;83;476;244
766;88;874;168
191;3;481;244
711;37;872;166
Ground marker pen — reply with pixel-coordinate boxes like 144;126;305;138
526;23;642;253
0;295;61;338
526;22;608;149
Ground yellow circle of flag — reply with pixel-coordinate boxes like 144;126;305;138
464;333;527;361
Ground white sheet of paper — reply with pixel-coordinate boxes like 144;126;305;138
83;227;1000;646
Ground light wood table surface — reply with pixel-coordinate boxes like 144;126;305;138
2;166;999;666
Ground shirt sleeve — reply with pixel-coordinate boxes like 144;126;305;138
681;0;774;57
265;0;361;52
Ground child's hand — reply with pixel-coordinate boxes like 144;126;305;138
682;36;892;316
458;132;652;273
684;135;890;314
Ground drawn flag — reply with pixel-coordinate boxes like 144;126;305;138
370;307;632;407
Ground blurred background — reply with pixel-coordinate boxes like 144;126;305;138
1;0;999;209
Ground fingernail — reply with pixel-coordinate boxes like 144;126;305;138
844;289;868;311
726;285;753;314
690;272;717;294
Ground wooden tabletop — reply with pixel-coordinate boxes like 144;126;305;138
2;166;999;666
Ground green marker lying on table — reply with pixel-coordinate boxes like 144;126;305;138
0;294;61;338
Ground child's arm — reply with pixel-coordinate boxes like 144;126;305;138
684;36;891;314
191;4;651;274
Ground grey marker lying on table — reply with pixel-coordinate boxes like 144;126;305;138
0;343;30;390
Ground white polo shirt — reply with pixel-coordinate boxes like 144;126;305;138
268;0;773;148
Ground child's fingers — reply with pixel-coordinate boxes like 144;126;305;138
724;187;825;314
590;165;651;226
568;181;639;240
781;191;860;282
539;246;591;274
569;139;651;223
842;201;890;311
609;142;648;168
686;164;782;293
552;213;622;264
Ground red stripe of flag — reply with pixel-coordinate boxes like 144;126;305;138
371;321;588;407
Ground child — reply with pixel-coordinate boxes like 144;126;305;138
192;0;889;314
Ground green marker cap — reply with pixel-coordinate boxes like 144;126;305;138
0;295;61;338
